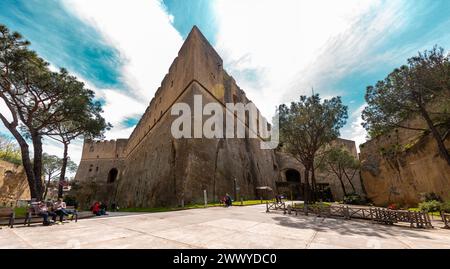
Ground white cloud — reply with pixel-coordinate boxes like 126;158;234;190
2;1;182;166
0;99;14;123
51;0;184;163
63;0;183;102
213;0;406;145
340;104;368;151
4;0;443;165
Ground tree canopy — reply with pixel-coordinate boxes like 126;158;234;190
319;145;360;196
0;134;21;165
362;46;450;165
42;153;77;200
278;94;348;201
0;24;109;199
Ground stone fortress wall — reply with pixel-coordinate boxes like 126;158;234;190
74;27;364;207
75;139;127;185
360;111;450;207
75;27;279;207
0;160;30;205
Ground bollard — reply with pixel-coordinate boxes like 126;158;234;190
203;190;207;208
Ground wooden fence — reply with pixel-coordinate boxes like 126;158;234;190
442;212;450;229
266;202;433;229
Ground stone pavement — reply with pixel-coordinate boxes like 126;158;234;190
1;204;450;249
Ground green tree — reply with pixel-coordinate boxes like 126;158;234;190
0;133;21;165
42;153;77;200
0;25;107;199
42;153;61;200
319;146;360;196
47;110;110;198
278;94;348;202
362;46;450;165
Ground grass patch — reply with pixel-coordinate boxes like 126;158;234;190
15;207;27;218
235;200;273;206
118;200;272;213
408;208;442;217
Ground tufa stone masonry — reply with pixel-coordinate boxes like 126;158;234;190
74;27;363;208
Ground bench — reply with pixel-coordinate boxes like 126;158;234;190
0;208;15;228
24;204;78;226
24;205;43;226
65;206;78;222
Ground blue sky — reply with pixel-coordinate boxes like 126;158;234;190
1;0;450;163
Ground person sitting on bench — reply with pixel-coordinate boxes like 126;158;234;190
54;198;70;223
37;201;57;226
224;193;232;207
99;202;108;215
91;201;101;216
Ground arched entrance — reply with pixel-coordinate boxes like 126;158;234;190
284;169;302;200
107;168;118;184
285;169;300;183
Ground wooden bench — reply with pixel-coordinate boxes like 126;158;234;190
65;206;78;222
24;205;79;226
24;204;44;226
0;208;15;228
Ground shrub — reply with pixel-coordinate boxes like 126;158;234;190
421;192;443;202
441;201;450;213
64;195;78;207
418;200;442;212
343;193;365;205
309;202;331;209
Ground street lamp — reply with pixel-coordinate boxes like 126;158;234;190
233;178;237;201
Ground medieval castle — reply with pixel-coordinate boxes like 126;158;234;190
74;27;363;208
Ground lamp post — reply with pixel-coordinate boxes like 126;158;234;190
233;178;237;202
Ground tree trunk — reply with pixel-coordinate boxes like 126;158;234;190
0;115;38;198
303;168;310;203
58;142;69;198
31;132;44;200
16;137;37;198
343;169;357;193
338;176;347;197
419;104;450;166
43;174;52;200
347;179;356;193
330;163;348;198
311;165;317;202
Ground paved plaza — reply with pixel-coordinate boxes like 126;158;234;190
1;205;450;249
